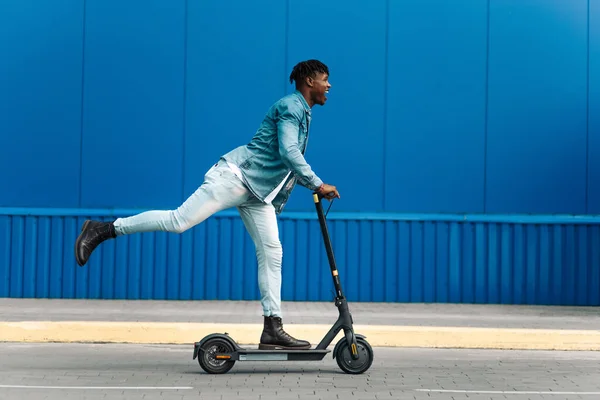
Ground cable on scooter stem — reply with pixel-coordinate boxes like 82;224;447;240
325;198;334;218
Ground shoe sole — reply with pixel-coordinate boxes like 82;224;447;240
74;220;91;267
258;343;312;351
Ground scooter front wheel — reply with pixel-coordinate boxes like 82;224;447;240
334;337;374;374
198;337;236;374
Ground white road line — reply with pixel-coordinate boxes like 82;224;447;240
416;389;600;395
0;385;193;390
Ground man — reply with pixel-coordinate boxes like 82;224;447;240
75;59;339;350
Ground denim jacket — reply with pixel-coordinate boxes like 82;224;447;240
221;90;323;214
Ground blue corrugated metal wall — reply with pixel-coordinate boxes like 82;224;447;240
1;0;599;304
1;210;600;305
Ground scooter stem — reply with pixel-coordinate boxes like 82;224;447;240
313;194;359;359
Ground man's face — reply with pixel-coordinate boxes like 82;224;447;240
308;73;331;106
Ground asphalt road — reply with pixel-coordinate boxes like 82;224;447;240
0;343;599;400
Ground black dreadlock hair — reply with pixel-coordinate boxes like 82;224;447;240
289;59;329;87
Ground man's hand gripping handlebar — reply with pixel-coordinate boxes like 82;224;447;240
314;183;340;200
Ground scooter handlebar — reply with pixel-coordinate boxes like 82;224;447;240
313;191;337;202
313;192;334;202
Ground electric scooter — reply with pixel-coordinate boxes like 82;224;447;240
192;193;374;374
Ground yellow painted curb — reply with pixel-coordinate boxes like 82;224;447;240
1;322;600;351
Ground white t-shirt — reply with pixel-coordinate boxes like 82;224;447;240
227;162;290;205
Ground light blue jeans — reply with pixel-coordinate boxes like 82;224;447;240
113;160;283;317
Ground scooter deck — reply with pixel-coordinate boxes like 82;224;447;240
218;348;330;361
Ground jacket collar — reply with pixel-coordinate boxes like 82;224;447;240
294;90;311;115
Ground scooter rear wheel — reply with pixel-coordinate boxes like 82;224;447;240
335;337;373;374
198;337;236;374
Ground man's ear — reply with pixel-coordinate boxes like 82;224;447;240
305;76;314;87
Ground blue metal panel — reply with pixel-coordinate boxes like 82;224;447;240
4;209;598;305
0;0;598;217
184;0;287;200
448;222;462;303
286;0;387;212
486;0;588;213
384;222;397;302
592;226;600;305
0;0;83;208
80;0;186;209
0;217;10;297
385;0;487;213
12;214;600;305
589;1;600;213
10;217;23;298
397;222;411;302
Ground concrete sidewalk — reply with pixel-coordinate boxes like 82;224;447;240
1;298;600;350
